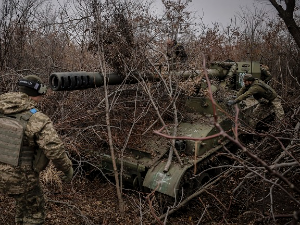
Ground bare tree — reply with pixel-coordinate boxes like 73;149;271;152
268;0;300;48
1;0;300;223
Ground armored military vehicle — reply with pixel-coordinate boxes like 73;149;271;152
49;60;271;201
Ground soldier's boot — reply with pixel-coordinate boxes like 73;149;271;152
15;217;23;225
22;217;44;225
15;219;44;225
248;117;257;129
23;223;44;225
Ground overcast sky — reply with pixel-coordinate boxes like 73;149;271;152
151;0;276;26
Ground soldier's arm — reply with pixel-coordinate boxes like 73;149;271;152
235;86;258;103
261;65;272;83
236;86;246;97
26;112;72;173
235;85;266;103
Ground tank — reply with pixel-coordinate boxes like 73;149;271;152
49;60;272;200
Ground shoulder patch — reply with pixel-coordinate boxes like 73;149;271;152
30;108;38;114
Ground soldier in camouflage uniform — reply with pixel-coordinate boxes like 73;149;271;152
227;74;284;128
260;64;272;83
167;39;188;69
0;75;73;225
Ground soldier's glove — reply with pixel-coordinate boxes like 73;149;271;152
227;100;236;106
62;167;74;183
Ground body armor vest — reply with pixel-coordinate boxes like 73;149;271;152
0;109;37;166
252;79;277;101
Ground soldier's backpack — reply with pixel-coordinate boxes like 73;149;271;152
0;109;37;166
254;79;277;101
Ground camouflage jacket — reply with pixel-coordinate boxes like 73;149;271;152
167;43;188;62
260;64;272;83
0;92;72;194
235;79;277;104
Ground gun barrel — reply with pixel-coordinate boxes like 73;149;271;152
49;64;234;91
49;72;125;91
169;69;228;80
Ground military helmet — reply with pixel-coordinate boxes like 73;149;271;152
243;73;255;81
18;75;47;96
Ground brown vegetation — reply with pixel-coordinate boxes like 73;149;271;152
0;0;300;224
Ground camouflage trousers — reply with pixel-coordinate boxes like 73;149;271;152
10;185;45;225
249;97;284;127
0;164;45;224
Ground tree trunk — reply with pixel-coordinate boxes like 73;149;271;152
103;71;125;214
269;0;300;49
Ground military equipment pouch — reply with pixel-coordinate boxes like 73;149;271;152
19;146;35;166
33;148;50;173
254;80;277;101
0;109;37;167
0;116;25;166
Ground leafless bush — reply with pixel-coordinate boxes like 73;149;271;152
0;0;300;224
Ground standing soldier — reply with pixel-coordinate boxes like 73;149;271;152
0;75;73;225
167;39;188;69
227;74;284;128
260;64;272;83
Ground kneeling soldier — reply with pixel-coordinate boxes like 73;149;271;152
227;74;284;128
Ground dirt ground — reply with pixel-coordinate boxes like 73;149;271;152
0;166;298;225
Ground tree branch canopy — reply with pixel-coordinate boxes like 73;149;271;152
269;0;300;48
